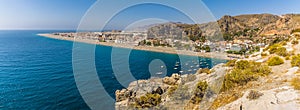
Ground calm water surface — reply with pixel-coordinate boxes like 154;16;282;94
0;30;226;109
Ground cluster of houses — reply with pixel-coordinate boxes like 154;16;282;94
54;31;147;46
54;31;276;55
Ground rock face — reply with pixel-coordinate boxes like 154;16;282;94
115;64;227;110
162;74;181;85
218;86;300;110
115;62;300;110
218;65;300;110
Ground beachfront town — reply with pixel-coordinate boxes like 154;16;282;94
52;29;298;58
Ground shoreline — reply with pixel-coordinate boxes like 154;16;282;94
37;33;233;60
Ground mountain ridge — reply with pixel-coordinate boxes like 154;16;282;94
146;13;300;41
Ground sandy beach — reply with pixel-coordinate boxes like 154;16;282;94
37;33;232;60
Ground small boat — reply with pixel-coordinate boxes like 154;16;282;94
190;66;194;68
193;69;197;71
188;69;192;72
174;68;178;70
196;65;200;67
161;66;164;68
156;72;163;75
175;64;179;67
179;71;184;73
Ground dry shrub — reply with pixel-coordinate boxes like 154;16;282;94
247;90;263;100
291;77;300;90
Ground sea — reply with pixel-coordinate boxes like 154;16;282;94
0;30;227;109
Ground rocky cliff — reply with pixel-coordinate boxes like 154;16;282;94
146;14;300;41
115;64;227;110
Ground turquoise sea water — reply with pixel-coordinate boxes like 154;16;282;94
0;30;226;109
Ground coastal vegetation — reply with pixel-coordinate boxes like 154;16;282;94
246;90;263;100
291;77;300;90
292;40;299;45
291;28;300;34
222;60;271;91
210;60;271;109
190;81;208;104
100;13;300;109
210;90;243;110
197;68;211;74
134;93;162;108
291;54;300;67
285;56;291;60
267;43;288;57
267;56;284;66
225;59;237;67
167;85;178;95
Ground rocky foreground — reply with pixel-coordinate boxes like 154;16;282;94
115;36;300;109
115;64;227;110
115;62;300;110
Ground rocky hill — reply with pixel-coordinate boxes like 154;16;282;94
146;14;300;41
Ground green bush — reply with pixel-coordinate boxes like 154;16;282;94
291;28;300;34
268;44;288;56
167;85;178;95
267;56;284;66
285;56;290;60
146;42;152;46
292;40;299;45
276;47;288;56
280;41;287;46
190;81;208;104
222;60;271;91
236;60;250;69
268;44;280;54
291;77;300;90
197;68;211;74
226;60;237;67
134;93;161;108
291;54;300;67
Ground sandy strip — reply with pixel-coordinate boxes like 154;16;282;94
37;34;232;60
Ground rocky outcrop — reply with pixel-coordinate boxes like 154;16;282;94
115;64;227;110
218;64;300;110
162;74;181;85
218;86;300;110
115;61;300;110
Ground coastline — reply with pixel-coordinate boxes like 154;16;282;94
37;33;232;60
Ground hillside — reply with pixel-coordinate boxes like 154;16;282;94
146;13;300;41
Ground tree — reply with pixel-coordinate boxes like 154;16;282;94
146;42;152;46
204;46;211;52
138;40;146;46
223;33;233;41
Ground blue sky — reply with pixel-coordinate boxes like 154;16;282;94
0;0;300;30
